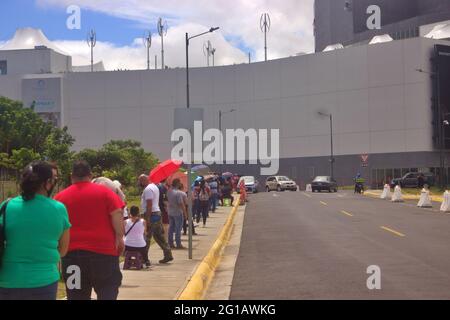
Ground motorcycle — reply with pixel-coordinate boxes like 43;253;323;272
354;182;364;194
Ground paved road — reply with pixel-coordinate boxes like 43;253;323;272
230;190;450;299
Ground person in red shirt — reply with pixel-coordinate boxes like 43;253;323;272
54;160;125;300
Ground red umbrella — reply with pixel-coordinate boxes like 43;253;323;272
150;159;183;184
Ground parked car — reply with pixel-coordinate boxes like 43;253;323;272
237;176;259;193
311;176;338;193
390;172;435;188
265;176;298;192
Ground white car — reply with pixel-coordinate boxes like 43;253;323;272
265;176;298;192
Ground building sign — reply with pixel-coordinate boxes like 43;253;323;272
22;77;62;126
352;0;418;34
361;154;369;167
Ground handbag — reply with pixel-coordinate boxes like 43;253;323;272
0;199;10;267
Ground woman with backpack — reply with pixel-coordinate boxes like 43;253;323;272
196;180;211;227
0;161;71;300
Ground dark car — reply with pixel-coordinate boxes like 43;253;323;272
390;172;435;188
311;176;338;193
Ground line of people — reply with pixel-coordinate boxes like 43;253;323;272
0;160;238;300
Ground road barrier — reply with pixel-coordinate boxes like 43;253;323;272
440;191;450;212
417;188;433;208
178;198;240;300
306;184;312;192
391;185;404;203
380;184;391;200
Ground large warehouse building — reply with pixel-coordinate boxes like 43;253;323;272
314;0;450;52
1;12;450;187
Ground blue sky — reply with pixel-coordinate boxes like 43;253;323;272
0;0;156;46
0;0;314;69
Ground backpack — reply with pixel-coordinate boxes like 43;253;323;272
199;187;209;202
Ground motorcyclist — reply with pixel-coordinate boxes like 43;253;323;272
354;173;365;194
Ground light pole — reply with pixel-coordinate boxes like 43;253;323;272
185;26;220;259
416;68;445;188
318;111;335;179
219;109;236;163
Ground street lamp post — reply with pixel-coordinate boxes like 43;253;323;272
416;68;446;188
318;111;335;180
185;26;220;259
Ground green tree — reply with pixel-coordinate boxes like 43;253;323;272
10;148;41;172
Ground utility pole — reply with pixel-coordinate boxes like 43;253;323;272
86;29;97;72
260;13;271;61
157;17;168;70
143;31;152;70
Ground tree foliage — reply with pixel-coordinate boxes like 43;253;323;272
0;97;159;191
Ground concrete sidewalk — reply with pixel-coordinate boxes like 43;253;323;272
118;204;235;300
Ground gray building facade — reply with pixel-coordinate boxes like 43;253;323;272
315;0;450;52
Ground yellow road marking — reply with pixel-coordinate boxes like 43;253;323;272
302;192;312;198
320;201;328;206
381;226;405;237
341;210;353;217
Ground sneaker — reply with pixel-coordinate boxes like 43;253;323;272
169;244;176;249
176;245;186;250
144;261;151;269
159;256;174;264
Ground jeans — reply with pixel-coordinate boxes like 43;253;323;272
61;250;122;300
210;192;218;212
168;215;184;247
198;200;210;225
183;217;196;235
193;199;200;222
0;281;58;300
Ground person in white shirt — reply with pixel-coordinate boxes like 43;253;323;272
138;174;173;264
124;206;150;268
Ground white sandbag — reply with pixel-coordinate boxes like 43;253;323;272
380;184;391;200
417;188;432;208
391;185;404;203
440;191;450;212
306;184;312;192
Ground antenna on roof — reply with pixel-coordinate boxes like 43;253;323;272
143;31;152;70
86;29;97;72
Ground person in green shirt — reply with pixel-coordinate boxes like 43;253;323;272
0;161;71;300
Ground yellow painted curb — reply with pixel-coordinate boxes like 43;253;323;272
178;199;241;300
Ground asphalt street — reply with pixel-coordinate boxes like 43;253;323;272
230;190;450;299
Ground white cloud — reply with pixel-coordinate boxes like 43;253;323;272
55;22;248;70
37;0;314;70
